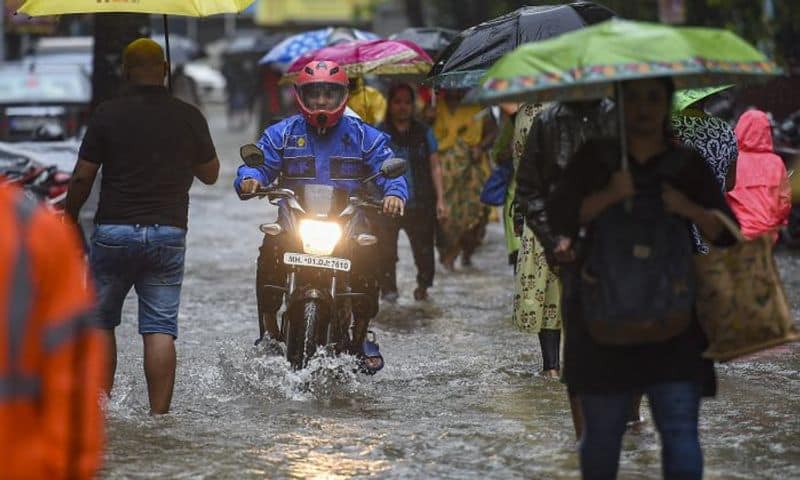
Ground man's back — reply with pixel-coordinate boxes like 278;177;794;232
79;85;217;229
65;37;219;416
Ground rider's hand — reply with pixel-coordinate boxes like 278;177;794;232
383;196;405;217
240;178;262;195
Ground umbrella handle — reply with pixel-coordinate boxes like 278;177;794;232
615;81;632;212
616;81;628;172
164;15;172;92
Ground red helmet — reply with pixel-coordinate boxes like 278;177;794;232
294;60;349;130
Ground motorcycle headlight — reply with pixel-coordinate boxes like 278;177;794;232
299;219;342;256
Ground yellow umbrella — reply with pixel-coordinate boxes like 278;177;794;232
17;0;255;17
17;0;255;87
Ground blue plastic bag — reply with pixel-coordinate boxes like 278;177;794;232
480;163;512;206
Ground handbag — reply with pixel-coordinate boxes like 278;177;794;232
480;162;512;206
790;168;800;202
694;210;800;361
580;194;696;345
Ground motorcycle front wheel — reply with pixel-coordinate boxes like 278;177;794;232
285;299;325;369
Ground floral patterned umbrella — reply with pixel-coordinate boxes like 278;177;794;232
258;27;380;72
469;19;780;106
282;39;433;82
469;19;781;171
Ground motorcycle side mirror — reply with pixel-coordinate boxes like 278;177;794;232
380;157;407;179
240;144;264;168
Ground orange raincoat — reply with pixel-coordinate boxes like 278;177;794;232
0;183;104;479
726;109;791;242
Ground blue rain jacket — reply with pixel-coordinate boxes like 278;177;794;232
234;114;408;202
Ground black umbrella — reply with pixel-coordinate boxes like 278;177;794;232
426;1;615;89
390;27;459;59
221;33;287;91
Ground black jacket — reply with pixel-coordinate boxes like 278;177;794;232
514;99;616;255
378;119;435;211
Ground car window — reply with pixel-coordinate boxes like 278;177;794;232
0;70;90;103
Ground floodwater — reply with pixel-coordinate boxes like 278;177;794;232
101;107;799;479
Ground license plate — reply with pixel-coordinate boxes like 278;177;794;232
283;252;351;272
9;117;44;131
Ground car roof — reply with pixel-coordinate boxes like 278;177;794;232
2;61;88;75
0;63;91;104
35;36;94;54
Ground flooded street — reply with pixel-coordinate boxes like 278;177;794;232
102;106;799;479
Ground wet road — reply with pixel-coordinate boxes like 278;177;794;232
102;106;800;479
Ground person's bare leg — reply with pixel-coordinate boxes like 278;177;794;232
143;333;176;414
99;329;117;395
629;393;643;421
627;393;645;434
439;245;459;272
570;392;584;441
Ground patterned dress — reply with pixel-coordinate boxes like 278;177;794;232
434;104;491;260
672;113;738;253
511;104;560;333
512;225;562;332
503;104;544;258
438;139;490;258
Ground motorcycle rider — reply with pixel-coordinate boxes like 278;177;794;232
234;60;407;360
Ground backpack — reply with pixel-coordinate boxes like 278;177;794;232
580;152;695;345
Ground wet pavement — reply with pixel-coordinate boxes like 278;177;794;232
101;106;799;479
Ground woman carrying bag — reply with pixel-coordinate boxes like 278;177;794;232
548;77;738;480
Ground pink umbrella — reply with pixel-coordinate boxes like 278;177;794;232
283;39;433;82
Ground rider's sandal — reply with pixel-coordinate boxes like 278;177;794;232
254;331;284;356
359;331;384;375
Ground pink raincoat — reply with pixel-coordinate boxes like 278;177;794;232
726;110;791;242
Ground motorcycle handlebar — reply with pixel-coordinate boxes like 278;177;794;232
361;199;384;210
239;187;294;201
241;187;390;214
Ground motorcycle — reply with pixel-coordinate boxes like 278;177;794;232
0;156;70;211
239;144;406;369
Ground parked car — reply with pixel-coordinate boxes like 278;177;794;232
24;36;94;74
0;64;91;142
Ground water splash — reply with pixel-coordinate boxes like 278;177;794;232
216;339;365;402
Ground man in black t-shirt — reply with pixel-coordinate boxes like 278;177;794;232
65;38;219;415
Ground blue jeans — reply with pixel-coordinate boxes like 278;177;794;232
579;382;703;480
90;224;186;338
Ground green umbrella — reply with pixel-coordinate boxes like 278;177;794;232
673;85;734;113
469;19;780;173
469;19;780;106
